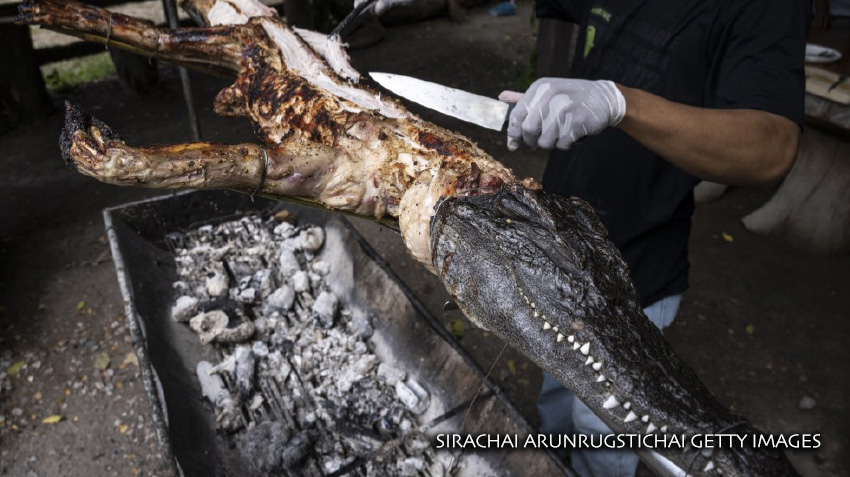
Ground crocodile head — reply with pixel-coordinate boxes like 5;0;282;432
430;184;798;476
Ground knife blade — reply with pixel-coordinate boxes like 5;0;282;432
369;72;519;131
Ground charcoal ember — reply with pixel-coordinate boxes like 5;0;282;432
297;407;317;427
248;394;264;411
190;310;256;344
253;269;274;299
292;271;311;293
266;351;292;382
238;421;293;474
234;345;256;399
395;379;430;415
228;255;264;278
281;429;317;468
217;404;243;431
337;354;379;393
171;295;198;322
296;226;325;252
278;248;300;278
264;285;295;314
312;291;338;328
197;360;232;407
273;221;295;237
252;316;271;338
404;434;431;455
206;267;229;297
171;215;433;473
172;280;190;293
400;456;425;476
216;319;255;343
234;276;258;304
190;310;229;344
377;363;406;386
347;310;374;338
312;260;331;275
252;341;269;359
407;379;431;415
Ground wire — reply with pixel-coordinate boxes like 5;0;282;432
448;342;508;472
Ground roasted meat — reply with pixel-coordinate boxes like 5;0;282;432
19;0;538;270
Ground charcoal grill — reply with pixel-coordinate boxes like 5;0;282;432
104;190;573;476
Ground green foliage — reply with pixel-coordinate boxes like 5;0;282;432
41;52;117;91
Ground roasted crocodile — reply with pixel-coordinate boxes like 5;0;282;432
18;1;800;475
19;0;536;270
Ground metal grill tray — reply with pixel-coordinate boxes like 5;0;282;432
104;190;572;476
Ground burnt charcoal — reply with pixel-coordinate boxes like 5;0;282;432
280;429;317;468
312;291;338;328
171;215;435;475
238;420;293;474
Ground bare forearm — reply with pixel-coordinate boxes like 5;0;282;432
616;85;799;185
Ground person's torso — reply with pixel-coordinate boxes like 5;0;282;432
543;0;728;304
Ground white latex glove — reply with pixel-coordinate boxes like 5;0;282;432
354;0;415;15
506;78;627;151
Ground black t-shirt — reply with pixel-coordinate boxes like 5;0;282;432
536;0;809;306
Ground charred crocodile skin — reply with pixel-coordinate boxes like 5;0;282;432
431;185;799;477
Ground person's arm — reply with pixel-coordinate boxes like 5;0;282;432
615;85;799;185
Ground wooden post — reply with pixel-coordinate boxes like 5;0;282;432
0;23;54;130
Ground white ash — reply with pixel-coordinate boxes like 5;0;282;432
312;291;338;328
172;215;435;476
171;295;198;322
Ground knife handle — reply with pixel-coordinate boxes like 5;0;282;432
498;90;524;104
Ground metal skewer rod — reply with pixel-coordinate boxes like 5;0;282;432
161;0;202;141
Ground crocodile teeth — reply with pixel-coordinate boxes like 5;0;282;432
552;326;558;333
592;362;602;371
602;395;620;409
580;342;590;355
646;423;657;433
660;426;668;433
556;333;565;342
624;411;638;423
641;415;649;423
596;374;606;382
705;461;715;472
531;302;536;309
585;356;594;365
567;335;575;343
542;321;552;330
572;342;581;350
623;402;631;410
533;311;539;318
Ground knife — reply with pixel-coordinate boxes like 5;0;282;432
369;72;522;131
329;0;378;41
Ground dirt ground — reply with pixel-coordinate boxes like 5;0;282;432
1;4;848;476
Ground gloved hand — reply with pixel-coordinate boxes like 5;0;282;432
505;78;627;151
354;0;415;15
